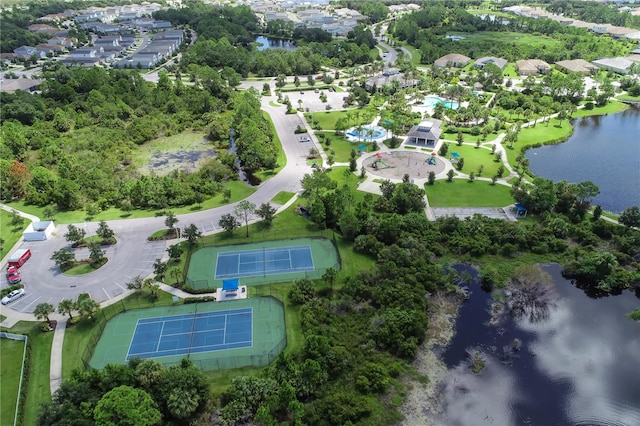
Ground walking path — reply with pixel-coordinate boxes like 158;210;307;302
0;82;623;399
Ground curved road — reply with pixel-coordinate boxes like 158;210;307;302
2;95;314;314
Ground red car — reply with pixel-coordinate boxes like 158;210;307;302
8;273;22;284
6;266;18;277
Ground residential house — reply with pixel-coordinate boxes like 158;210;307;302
48;36;77;48
69;47;102;58
474;56;508;70
152;21;173;30
0;79;43;94
60;57;101;67
13;46;47;60
28;23;58;33
405;120;443;147
36;44;66;55
434;53;471;68
555;59;599;75
516;59;550;75
592;57;634;75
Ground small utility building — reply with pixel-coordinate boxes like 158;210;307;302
23;221;55;241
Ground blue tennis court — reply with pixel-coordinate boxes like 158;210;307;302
215;245;315;279
126;308;252;360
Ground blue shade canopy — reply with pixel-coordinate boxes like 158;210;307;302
222;278;239;291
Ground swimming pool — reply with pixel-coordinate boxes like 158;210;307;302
424;96;459;110
346;125;387;141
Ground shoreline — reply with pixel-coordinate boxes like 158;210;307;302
399;293;464;426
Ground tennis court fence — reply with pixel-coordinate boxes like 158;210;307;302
80;297;175;370
1;332;28;426
81;297;288;372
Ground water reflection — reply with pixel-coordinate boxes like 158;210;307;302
439;264;640;426
526;106;640;214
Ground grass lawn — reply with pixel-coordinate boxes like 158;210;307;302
271;191;296;205
317;132;377;163
442;143;502;178
502;63;520;78
311;107;378;131
0;209;26;259
441;127;499;143
61;291;176;377
616;94;640;101
254;111;287;182
425;179;514;207
1;337;25;426
574;101;628;118
462;31;562;50
64;261;104;276
1;321;55;426
506;118;572;166
6;180;255;225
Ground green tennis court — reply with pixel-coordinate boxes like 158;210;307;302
90;297;286;371
186;237;340;291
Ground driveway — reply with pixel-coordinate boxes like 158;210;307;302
1;93;314;313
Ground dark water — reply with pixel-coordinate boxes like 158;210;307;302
254;36;297;51
439;264;640;426
526;106;640;214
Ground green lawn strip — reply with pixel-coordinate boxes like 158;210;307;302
268;100;283;107
460;31;563;50
327;166;371;202
502;63;520;78
1;321;54;426
149;228;174;239
0;338;24;426
64;262;102;276
442;143;502;178
369;47;380;60
61;291;176;377
506;118;572;166
6;180;255;224
312;110;349;130
616;94;640;101
442;128;499;143
0;314;6;322
0;209;26;259
271;191;296;205
574;101;628;117
425;179;514;207
254;111;286;182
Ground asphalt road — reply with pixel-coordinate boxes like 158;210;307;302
3;93;315;313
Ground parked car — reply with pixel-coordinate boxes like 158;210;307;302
6;266;18;277
314;89;319;93
8;273;21;284
2;288;25;305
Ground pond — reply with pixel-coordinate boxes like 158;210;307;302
254;36;297;51
526;106;640;214
438;264;640;426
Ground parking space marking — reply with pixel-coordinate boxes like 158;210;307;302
103;288;110;298
114;282;126;290
21;296;41;312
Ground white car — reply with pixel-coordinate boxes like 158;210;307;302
2;288;25;305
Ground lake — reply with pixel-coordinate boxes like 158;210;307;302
526;106;640;214
438;264;640;426
254;36;297;51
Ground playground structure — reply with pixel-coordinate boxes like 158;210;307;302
371;153;392;169
427;152;437;165
365;151;446;180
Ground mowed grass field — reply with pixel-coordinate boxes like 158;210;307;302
442;143;502;178
1;338;25;426
458;31;563;50
425;179;514;207
0;209;26;259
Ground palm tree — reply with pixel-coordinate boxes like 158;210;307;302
34;303;55;324
168;389;199;419
58;299;76;320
